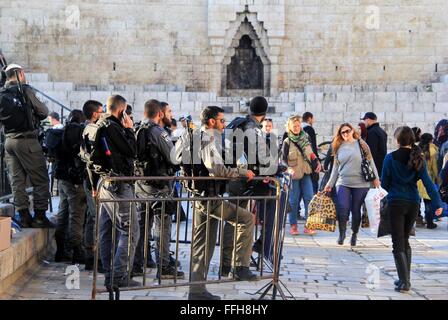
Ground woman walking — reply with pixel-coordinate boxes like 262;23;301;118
381;126;443;292
417;133;440;229
282;115;321;235
324;123;380;246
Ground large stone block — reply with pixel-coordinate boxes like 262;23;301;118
373;103;395;112
323;93;337;102
347;102;373;112
403;112;426;122
294;102;306;113
396;92;418;103
355;92;374;103
425;113;448;123
324;102;346;113
336;93;355;103
435;103;448;113
30;81;54;92
396;103;414;113
167;92;182;102
432;83;448;92
436;92;448;102
418;92;436;103
385;112;403;123
28;73;48;82
289;92;305;102
68;91;91;102
413;103;434;112
304;102;323;113
374;92;396;103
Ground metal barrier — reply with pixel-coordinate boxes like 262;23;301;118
91;175;292;300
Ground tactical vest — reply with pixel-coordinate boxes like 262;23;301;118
0;86;35;134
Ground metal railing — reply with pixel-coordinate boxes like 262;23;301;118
91;175;293;300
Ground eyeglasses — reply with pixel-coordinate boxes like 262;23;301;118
340;129;352;135
216;118;226;124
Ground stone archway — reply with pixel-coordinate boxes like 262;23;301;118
226;34;264;90
221;17;271;97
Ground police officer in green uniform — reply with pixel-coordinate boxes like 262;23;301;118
0;64;52;228
175;106;258;300
134;99;184;279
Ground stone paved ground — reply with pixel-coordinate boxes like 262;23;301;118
1;214;447;301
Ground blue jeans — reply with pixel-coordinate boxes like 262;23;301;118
336;185;369;233
288;175;314;225
99;182;139;283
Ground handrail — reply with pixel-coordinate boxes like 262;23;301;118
29;85;72;113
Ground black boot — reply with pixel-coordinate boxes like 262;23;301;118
72;245;86;264
350;233;357;247
393;252;410;292
394;248;412;286
18;208;33;228
31;210;55;228
55;232;71;263
337;219;346;245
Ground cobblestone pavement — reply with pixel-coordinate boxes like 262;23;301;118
1;217;447;300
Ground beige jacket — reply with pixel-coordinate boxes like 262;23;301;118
282;138;313;180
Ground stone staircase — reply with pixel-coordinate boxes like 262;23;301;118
27;73;448;147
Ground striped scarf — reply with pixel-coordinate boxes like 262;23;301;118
288;130;310;150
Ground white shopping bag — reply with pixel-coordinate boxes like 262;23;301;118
364;187;388;234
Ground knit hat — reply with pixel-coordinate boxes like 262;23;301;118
249;96;268;116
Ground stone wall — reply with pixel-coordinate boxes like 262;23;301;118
1;0;447;94
28;72;448;149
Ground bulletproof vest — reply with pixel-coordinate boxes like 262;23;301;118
104;118;134;176
176;129;225;196
226;116;268;173
136;121;169;177
54;123;85;184
0;86;35;134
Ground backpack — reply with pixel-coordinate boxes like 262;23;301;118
0;87;34;133
79;117;112;186
225;116;251;168
43;128;64;160
135;121;158;177
61;122;85;185
434;119;448;147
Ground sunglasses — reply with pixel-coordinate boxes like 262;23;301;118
215;118;226;124
340;129;352;135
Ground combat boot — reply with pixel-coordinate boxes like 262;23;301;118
18;208;33;228
32;210;55;228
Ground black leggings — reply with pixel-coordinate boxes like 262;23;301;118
388;200;419;254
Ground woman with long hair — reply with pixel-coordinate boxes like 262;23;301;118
358;122;368;141
381;126;443;292
282;115;321;235
417;133;440;229
324;123;380;246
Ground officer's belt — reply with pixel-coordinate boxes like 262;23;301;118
6;133;38;139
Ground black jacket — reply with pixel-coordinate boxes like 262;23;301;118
0;82;48;136
54;122;85;184
303;124;318;156
102;115;136;176
366;123;388;173
136;120;175;186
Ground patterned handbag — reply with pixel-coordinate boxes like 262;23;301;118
305;192;337;232
358;140;376;182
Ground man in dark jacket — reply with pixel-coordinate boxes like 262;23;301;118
362;112;388;174
302;112;319;193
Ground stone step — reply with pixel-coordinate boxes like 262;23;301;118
0;204;14;219
432;83;448;92
27;73;48;82
0;228;54;295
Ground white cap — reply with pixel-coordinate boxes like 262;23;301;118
4;64;23;72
